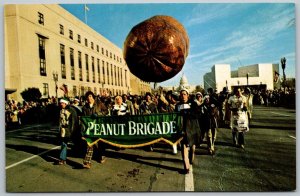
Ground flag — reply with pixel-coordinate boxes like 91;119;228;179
60;84;68;96
84;4;89;11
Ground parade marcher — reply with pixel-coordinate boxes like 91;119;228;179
71;97;82;116
122;94;135;115
112;96;130;116
81;91;109;169
140;92;158;115
199;95;219;155
175;89;201;174
218;87;229;127
243;88;253;125
194;92;203;106
57;98;78;165
227;87;249;149
207;88;220;108
70;97;83;157
140;92;158;151
132;95;141;115
192;92;204;144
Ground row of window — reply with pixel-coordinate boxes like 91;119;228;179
38;35;128;88
59;43;128;87
43;83;126;98
37;11;123;64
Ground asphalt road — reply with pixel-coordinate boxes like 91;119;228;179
5;105;296;192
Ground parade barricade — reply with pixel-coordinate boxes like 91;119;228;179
80;113;183;149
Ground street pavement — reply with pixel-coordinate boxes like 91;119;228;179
5;105;296;192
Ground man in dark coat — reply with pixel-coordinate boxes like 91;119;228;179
81;91;109;169
57;98;78;165
175;89;201;174
199;95;219;155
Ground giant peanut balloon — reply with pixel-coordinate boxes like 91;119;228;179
123;15;189;82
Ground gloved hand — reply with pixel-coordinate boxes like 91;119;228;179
243;106;247;112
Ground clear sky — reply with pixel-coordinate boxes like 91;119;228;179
60;3;296;87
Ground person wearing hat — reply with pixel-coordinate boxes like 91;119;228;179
57;97;78;165
194;92;203;106
81;91;109;169
227;87;248;149
175;88;201;174
192;92;204;145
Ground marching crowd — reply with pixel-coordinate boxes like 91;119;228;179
55;86;253;174
5;86;295;174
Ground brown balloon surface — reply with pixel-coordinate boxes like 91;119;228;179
123;15;189;82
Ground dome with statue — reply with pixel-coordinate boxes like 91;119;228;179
179;73;190;90
160;73;201;94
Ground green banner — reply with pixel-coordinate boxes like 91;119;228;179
80;113;183;148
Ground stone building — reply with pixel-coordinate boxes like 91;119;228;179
5;4;150;101
129;72;151;96
204;63;280;92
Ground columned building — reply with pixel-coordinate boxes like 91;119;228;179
129;72;151;96
203;63;280;92
4;4;137;101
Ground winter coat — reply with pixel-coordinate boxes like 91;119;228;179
175;101;201;146
59;106;78;139
82;100;109;116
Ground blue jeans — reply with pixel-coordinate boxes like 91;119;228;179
60;142;68;161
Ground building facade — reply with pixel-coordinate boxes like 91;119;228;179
204;63;280;92
129;72;151;96
5;4;144;101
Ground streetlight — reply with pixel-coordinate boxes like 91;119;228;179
52;71;58;104
281;57;286;91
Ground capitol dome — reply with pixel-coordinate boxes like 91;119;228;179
179;73;190;91
180;74;189;86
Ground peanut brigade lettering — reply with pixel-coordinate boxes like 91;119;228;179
86;122;126;136
80;113;183;149
86;120;177;136
128;121;177;135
